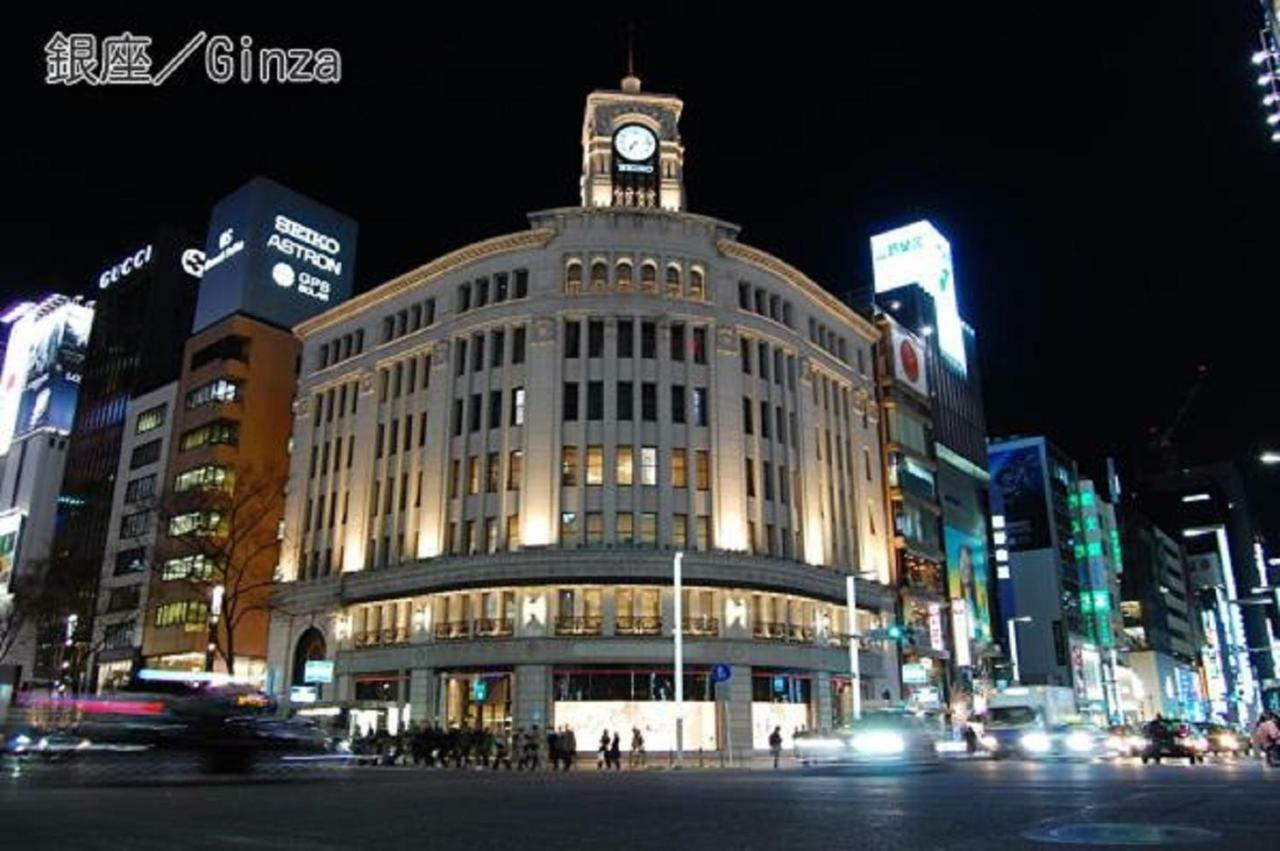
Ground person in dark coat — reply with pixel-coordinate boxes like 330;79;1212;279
608;732;622;770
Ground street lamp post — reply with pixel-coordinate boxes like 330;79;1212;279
846;574;862;721
673;551;684;769
1007;616;1032;684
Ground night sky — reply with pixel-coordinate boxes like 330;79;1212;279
2;6;1278;535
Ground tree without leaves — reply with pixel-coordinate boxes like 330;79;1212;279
157;464;287;677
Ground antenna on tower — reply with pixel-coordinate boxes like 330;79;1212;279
621;23;641;93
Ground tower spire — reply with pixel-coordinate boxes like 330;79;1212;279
621;24;641;93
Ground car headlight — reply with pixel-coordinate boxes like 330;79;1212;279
1127;736;1148;750
1065;731;1094;753
981;735;999;750
1020;732;1052;754
804;738;846;751
1217;734;1238;749
851;731;906;755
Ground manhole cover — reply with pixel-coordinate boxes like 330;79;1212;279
1022;822;1221;845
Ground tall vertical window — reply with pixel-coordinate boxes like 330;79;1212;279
692;328;707;364
745;458;756;498
743;397;754;434
641;322;656;358
618;320;634;358
511;387;526;426
692;388;708;427
513;326;526;364
640;447;658;486
672;450;688;488
695;451;710;490
616;446;634;486
489;390;502;430
641;383;657;421
617;381;634;421
564;321;581;358
741;338;752;374
468;456;481;495
671;385;686;424
486;452;500;493
670;324;685;361
491;329;505;367
586;445;604;486
588;320;604;358
563;382;579;421
561;446;579;486
587;381;604;420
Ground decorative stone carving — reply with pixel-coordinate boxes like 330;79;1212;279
716;326;738;355
533;317;557;345
359;369;376;395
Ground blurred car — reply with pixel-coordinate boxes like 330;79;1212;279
794;710;940;768
1194;722;1248;758
1102;725;1148;758
1012;723;1105;760
3;729;92;762
1140;718;1207;764
21;671;331;772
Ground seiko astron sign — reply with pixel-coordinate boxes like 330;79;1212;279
192;177;357;332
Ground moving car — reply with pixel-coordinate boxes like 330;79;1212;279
795;710;940;769
1006;723;1105;760
1102;725;1148;758
1140;718;1207;764
1194;722;1248;758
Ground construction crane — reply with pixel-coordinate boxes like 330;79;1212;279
1144;363;1209;474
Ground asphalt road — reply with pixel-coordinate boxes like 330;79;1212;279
1;757;1276;850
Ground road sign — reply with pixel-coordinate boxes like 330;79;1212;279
711;664;732;684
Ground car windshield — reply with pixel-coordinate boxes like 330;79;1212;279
985;706;1037;727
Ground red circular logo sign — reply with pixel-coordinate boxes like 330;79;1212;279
899;339;920;383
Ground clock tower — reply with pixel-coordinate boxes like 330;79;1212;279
580;74;685;212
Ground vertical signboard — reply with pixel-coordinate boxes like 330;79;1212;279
988;444;1051;552
0;510;23;591
945;523;993;650
194;177;358;333
870;220;966;374
0;298;94;453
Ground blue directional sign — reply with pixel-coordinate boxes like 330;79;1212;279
711;664;732;684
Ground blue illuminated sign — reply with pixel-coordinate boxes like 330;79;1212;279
193;177;357;332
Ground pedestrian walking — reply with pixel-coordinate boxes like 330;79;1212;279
562;726;577;771
598;729;611;769
630;726;645;769
1253;712;1280;766
769;726;783;769
546;726;560;771
609;732;622;770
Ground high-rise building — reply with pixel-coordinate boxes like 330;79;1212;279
0;294;96;684
1119;507;1205;720
266;75;900;751
1139;463;1274;719
138;178;357;683
36;233;200;689
870;222;997;720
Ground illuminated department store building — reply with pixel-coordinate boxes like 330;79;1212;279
268;75;900;751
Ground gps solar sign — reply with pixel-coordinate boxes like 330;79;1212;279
193;177;357;332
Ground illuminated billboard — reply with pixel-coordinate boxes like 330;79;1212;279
870;220;966;374
945;523;993;650
193;177;357;333
0;296;94;454
988;444;1051;552
0;510;22;592
887;319;929;397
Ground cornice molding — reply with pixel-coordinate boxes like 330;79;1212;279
295;228;556;338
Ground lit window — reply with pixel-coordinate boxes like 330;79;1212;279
586;445;604;486
640;447;658;486
616;446;634;486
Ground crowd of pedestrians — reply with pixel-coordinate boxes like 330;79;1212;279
350;722;649;771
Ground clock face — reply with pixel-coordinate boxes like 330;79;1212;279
614;125;657;161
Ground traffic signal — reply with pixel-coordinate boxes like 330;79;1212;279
887;624;906;642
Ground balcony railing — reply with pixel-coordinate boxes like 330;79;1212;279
753;621;788;640
615;615;663;636
433;620;471;640
555;615;603;636
681;616;719;636
353;626;410;648
473;617;514;638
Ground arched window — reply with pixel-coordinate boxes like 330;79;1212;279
590;261;608;291
616;260;634;291
640;262;657;291
291;627;327;687
665;264;682;295
565;261;582;294
689;267;705;300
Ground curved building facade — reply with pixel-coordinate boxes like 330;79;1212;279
269;77;900;751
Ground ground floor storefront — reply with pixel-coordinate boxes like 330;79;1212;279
293;661;884;755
